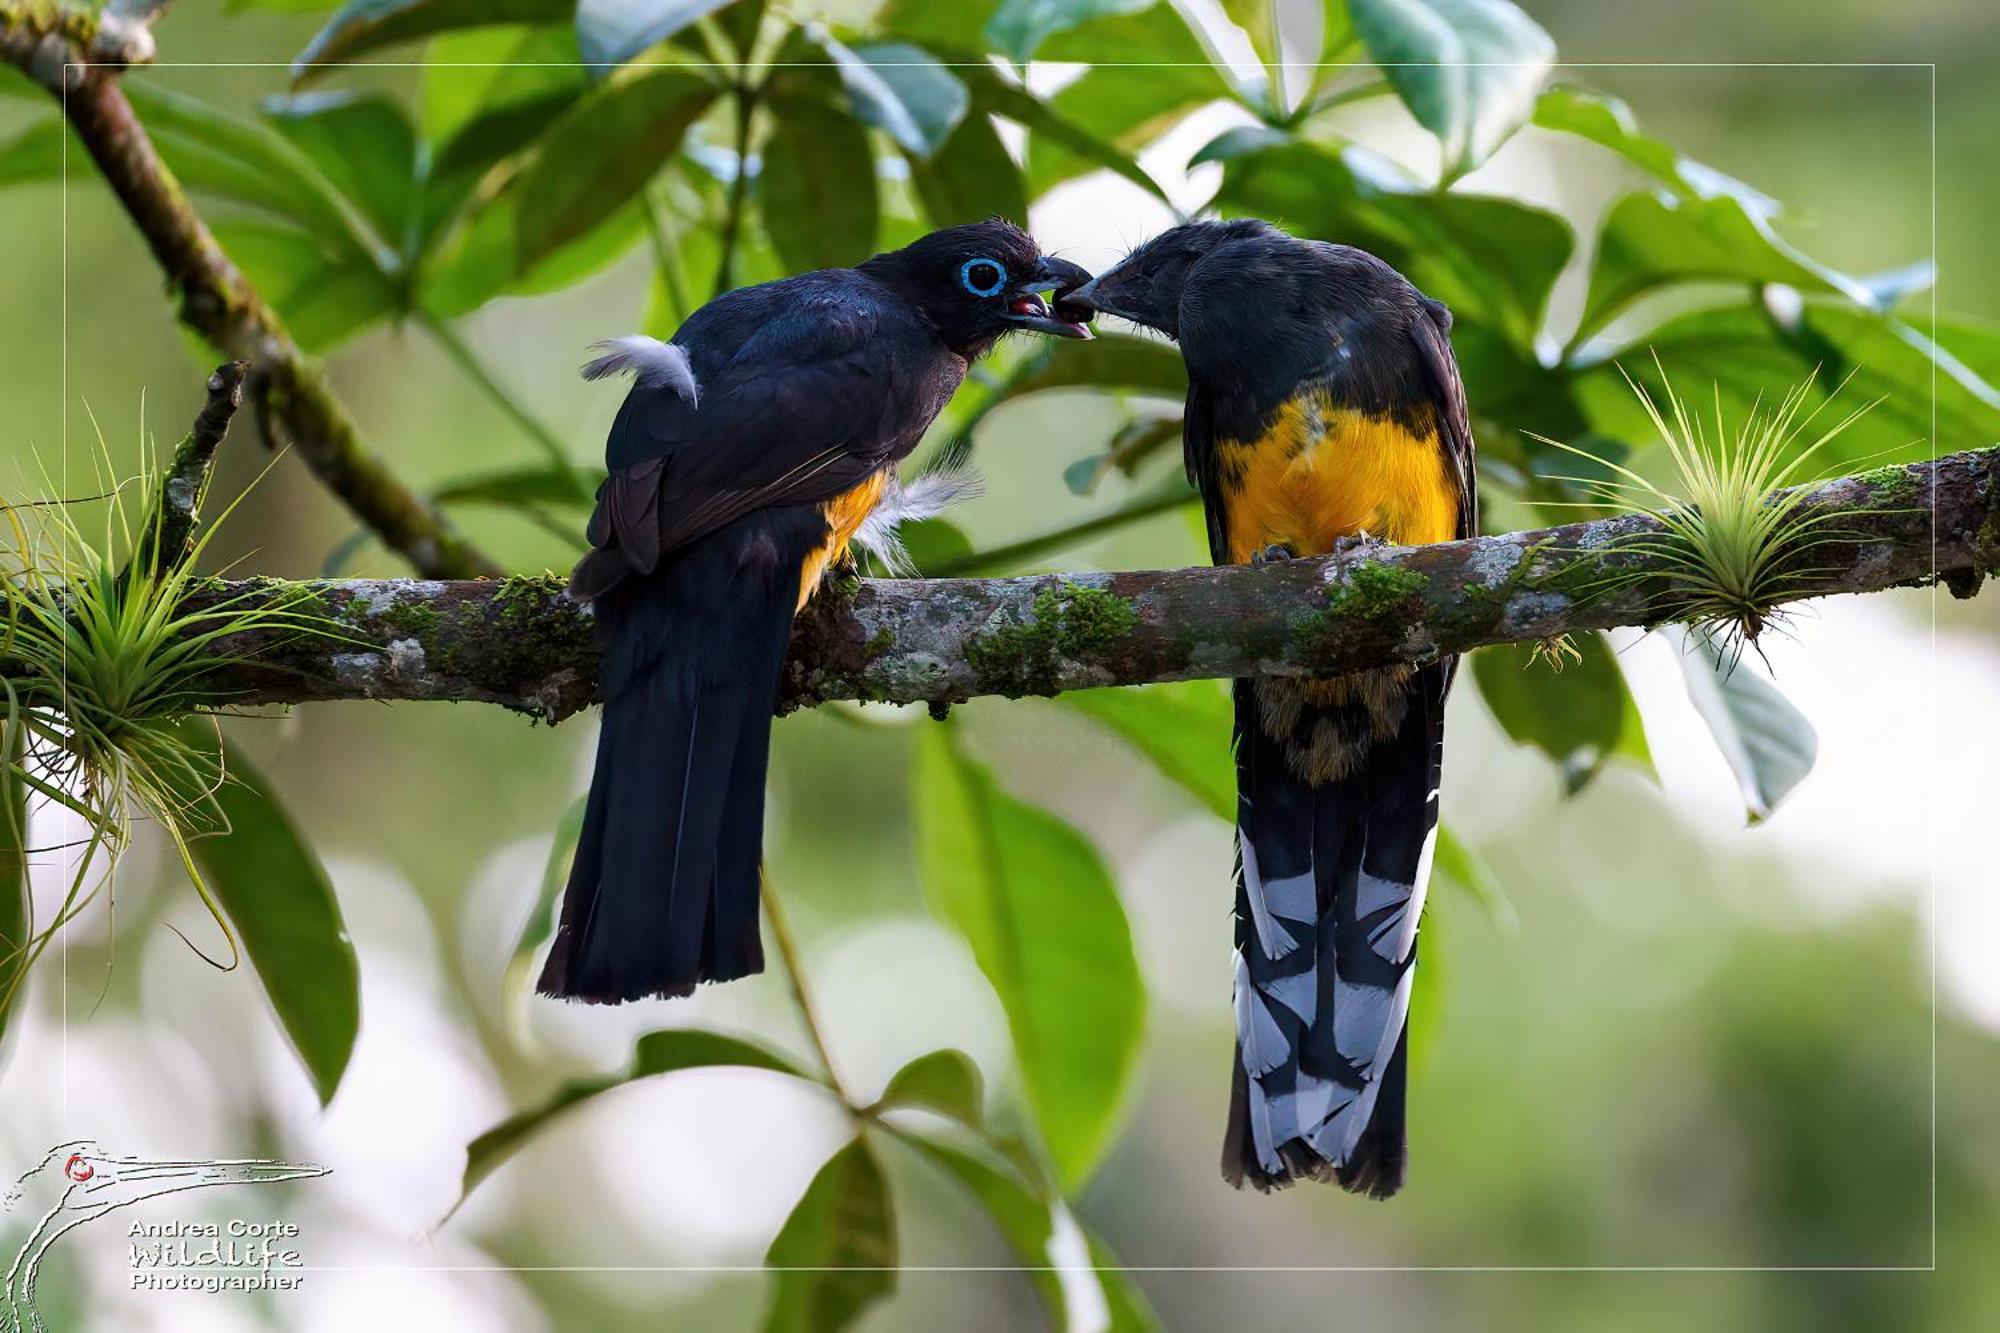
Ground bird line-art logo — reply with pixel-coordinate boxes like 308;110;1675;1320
2;1140;326;1333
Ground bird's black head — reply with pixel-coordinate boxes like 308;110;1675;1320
1060;218;1281;340
858;219;1094;359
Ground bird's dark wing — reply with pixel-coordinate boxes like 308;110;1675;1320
1407;299;1477;541
579;282;949;593
1182;382;1232;565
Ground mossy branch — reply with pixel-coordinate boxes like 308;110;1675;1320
0;1;499;580
98;447;1998;723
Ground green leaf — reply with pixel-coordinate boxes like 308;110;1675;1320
1062;681;1234;820
1470;630;1644;794
805;35;968;158
905;1133;1162;1331
986;0;1155;63
875;1049;984;1123
512;67;718;271
210;218;400;351
0;720;29;1052
577;0;735;70
422;23;588;143
968;73;1173;205
912;727;1145;1188
763;1138;897;1333
502;795;584;1040
1532;87;1695;197
432;463;605;508
1214;140;1571;347
459;1029;813;1203
295;0;574;77
1574;191;1876;344
0;119;62;187
423;192;652;315
263;91;420;254
760;99;879;272
1348;0;1554;179
978;334;1187;428
1672;628;1818;824
1432;823;1516;931
180;725;359;1106
908;106;1028;228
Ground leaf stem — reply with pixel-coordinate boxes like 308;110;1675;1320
713;85;758;300
416;311;587;500
760;877;850;1104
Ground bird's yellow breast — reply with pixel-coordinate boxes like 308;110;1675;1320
799;470;889;610
1214;390;1458;566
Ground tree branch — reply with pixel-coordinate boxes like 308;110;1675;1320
0;1;501;580
134;358;242;577
138;448;1995;724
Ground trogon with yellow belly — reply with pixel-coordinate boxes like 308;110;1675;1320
540;221;1091;1004
1064;220;1474;1196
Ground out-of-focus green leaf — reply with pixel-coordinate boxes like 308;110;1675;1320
760;98;878;272
1470;630;1645;794
422;23;587;142
458;1029;814;1203
1214;139;1571;347
904;1132;1163;1332
908;107;1027;226
210;218;399;351
0;119;62;186
913;727;1144;1188
1062;681;1234;820
763;1138;897;1333
423;192;651;313
986;0;1154;62
969;73;1173;204
979;334;1186;424
263;91;420;253
873;0;992;50
1935;315;2000;386
1574;191;1876;344
1576;302;2000;472
1533;87;1694;196
127;84;373;258
1349;0;1554;180
179;725;359;1106
804;35;968;158
432;463;606;508
1433;823;1516;932
294;0;574;78
576;0;735;70
0;720;29;1053
502;795;584;1042
1672;628;1817;824
874;1049;984;1123
512;67;717;270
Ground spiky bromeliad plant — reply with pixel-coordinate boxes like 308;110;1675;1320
1538;357;1880;659
0;429;344;1022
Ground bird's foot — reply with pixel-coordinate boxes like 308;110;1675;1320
1250;542;1300;566
1332;529;1385;558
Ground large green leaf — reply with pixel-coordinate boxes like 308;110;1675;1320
1348;0;1554;180
210;218;400;351
0;119;62;186
906;1133;1162;1331
908;107;1028;227
422;23;589;143
1574;191;1877;344
1061;680;1234;820
1576;302;2000;471
181;726;359;1106
512;67;719;271
760;99;879;272
912;727;1145;1188
838;42;969;158
1470;630;1648;794
294;0;574;77
986;0;1155;62
422;191;652;315
763;1138;897;1333
458;1029;814;1203
1214;139;1572;347
1672;628;1817;824
263;91;420;256
576;0;736;70
875;1048;986;1125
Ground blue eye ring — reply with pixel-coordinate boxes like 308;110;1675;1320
959;257;1007;298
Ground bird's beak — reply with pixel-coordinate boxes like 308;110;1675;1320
1004;257;1095;339
78;1154;327;1209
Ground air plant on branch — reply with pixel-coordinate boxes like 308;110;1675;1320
0;423;346;1024
1535;356;1883;662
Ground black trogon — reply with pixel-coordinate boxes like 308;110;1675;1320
540;221;1091;1004
1064;220;1476;1197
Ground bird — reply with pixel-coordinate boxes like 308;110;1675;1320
1061;220;1475;1197
539;220;1093;1004
4;1140;325;1332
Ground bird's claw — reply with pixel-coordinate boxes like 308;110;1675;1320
1250;543;1299;566
1333;530;1385;557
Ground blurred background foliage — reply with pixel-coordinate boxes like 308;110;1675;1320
0;0;1996;1329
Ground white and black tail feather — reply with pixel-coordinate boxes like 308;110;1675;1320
580;335;701;405
1223;662;1449;1198
853;441;983;576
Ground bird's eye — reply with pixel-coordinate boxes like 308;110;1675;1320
959;258;1006;298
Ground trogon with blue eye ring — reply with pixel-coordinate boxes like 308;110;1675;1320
540;220;1092;1004
1062;220;1474;1197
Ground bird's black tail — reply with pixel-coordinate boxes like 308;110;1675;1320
1221;661;1450;1197
537;526;803;1003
